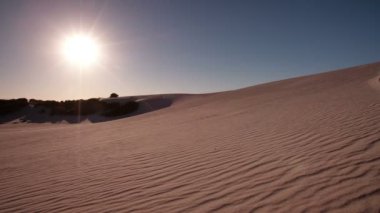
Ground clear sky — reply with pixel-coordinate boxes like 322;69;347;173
0;0;379;100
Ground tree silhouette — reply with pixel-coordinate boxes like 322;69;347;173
110;93;119;98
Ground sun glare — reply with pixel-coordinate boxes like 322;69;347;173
62;34;101;68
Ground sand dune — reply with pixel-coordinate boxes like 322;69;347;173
1;62;380;212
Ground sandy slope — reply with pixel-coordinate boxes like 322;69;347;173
1;62;380;212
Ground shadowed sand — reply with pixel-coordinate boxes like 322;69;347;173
0;62;380;212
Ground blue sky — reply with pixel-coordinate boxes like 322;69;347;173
0;0;379;100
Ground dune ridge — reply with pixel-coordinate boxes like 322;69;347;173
0;62;380;212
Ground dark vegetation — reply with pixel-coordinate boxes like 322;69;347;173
1;98;139;117
0;98;28;115
0;95;174;124
110;93;119;98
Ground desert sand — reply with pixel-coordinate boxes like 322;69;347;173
1;62;380;212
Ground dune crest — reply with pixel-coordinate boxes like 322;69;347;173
1;62;380;212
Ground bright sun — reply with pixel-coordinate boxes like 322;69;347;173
62;34;101;68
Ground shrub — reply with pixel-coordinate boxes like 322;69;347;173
2;97;139;117
0;98;28;115
110;93;119;98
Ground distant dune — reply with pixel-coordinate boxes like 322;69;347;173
0;62;380;212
